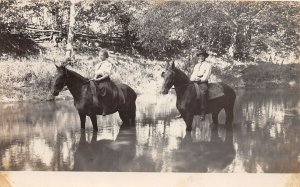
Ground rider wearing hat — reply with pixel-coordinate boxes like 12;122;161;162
190;49;212;120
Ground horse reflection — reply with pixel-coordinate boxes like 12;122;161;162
173;127;235;172
73;126;136;171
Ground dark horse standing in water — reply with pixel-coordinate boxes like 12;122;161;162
52;65;137;131
161;62;236;131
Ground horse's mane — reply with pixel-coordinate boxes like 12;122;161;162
66;67;89;81
174;67;190;83
66;67;119;89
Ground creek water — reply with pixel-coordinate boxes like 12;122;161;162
0;88;299;172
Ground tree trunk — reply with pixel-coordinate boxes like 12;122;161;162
66;0;76;60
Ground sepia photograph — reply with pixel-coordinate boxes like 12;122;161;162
0;0;299;186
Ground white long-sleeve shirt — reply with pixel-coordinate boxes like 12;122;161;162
94;59;113;78
190;62;212;82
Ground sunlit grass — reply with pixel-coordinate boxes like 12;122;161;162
0;45;166;102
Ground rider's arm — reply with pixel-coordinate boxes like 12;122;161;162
93;62;112;81
190;63;201;81
200;63;212;82
94;74;109;81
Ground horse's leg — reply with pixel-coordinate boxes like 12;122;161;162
182;112;194;131
119;111;129;126
89;114;98;131
212;109;221;130
79;112;86;130
225;104;234;129
129;102;136;126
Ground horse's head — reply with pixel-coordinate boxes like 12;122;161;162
52;65;67;96
161;61;176;95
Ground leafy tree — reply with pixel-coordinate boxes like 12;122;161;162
129;1;300;61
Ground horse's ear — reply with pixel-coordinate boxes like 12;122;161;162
171;61;175;69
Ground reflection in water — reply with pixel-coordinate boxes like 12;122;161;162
172;128;235;172
0;89;300;172
233;89;300;173
74;126;137;171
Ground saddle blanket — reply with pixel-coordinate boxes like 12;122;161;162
194;82;225;100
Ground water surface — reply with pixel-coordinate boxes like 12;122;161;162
0;89;299;172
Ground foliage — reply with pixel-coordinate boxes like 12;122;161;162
1;1;299;61
0;0;299;101
241;63;300;88
0;32;44;56
212;66;245;88
129;1;300;60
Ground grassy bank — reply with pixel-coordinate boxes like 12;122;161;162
0;42;167;102
0;42;299;102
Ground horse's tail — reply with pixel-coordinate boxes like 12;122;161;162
220;82;236;104
129;85;137;102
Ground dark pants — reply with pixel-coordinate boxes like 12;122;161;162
196;81;208;114
91;76;114;114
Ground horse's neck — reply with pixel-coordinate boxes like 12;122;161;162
174;70;190;96
66;70;87;99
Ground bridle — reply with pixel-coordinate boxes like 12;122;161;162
166;68;175;88
165;68;191;90
60;68;90;91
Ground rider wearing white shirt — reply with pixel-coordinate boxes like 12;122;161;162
92;50;114;116
190;50;211;120
94;51;113;81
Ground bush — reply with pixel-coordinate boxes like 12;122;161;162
241;63;300;88
212;66;245;88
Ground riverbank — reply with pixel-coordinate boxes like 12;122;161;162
0;42;299;102
0;42;166;102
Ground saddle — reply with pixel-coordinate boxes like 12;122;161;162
90;80;125;109
194;82;225;100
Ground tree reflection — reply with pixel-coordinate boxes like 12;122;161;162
0;101;78;171
233;89;300;172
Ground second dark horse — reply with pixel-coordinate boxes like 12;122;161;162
52;65;137;131
161;62;236;131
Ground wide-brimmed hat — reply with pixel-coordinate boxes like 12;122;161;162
196;50;209;58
